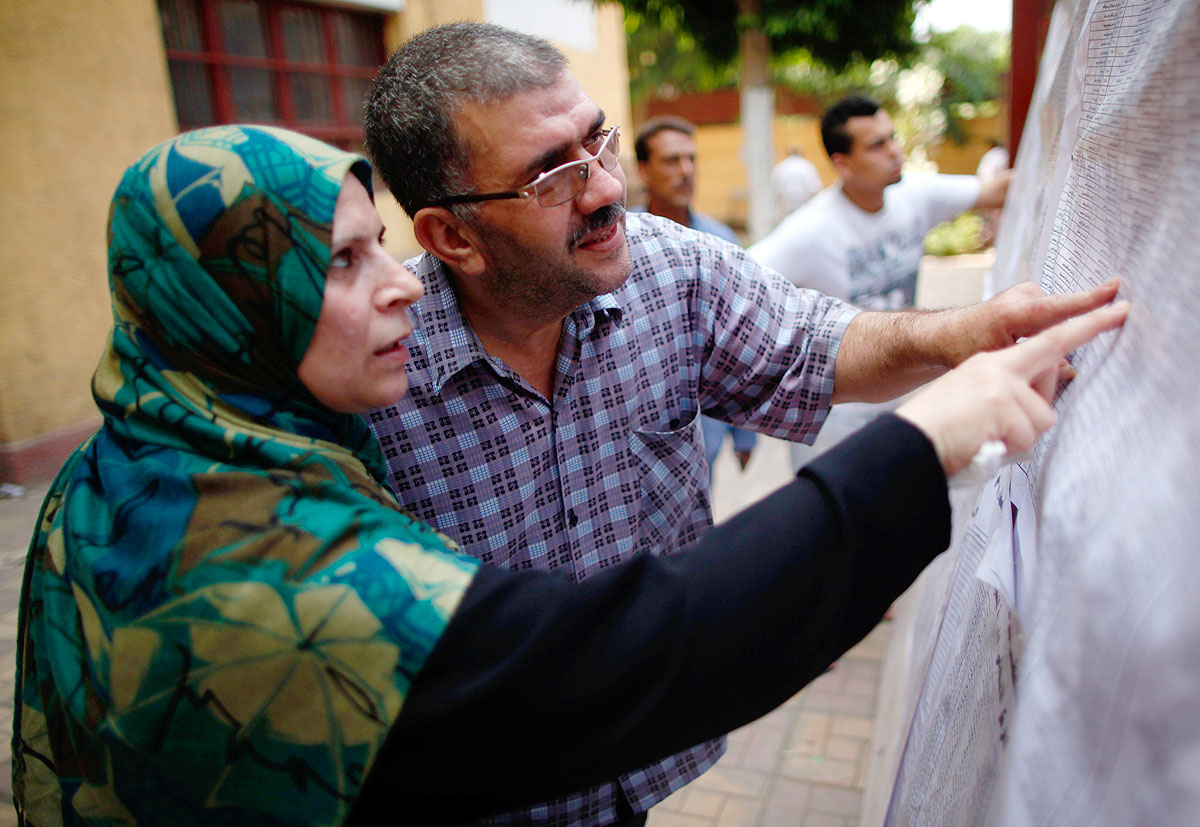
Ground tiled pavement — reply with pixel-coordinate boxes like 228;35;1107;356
0;254;990;825
1;480;45;827
647;623;894;827
647;436;894;827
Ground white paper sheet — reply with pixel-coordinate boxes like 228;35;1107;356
887;0;1200;822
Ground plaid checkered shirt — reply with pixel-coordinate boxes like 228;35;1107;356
367;211;859;825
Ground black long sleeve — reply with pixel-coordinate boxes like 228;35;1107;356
349;414;950;824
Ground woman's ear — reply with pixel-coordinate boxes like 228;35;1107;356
413;207;487;276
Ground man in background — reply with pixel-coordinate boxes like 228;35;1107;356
634;116;756;478
976;138;1010;180
975;138;1011;246
770;146;823;222
751;95;1011;468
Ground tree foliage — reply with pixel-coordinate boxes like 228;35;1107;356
612;0;922;69
773;27;1010;149
922;27;1010;142
624;3;739;103
627;6;1011;152
621;0;932;108
611;0;1003;239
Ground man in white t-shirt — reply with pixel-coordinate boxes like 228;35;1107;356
751;95;1011;468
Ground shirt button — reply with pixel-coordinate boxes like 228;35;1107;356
568;509;579;528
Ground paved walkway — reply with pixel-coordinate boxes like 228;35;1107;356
0;480;44;827
648;437;893;827
0;254;991;825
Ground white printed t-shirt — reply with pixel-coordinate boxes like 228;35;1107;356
751;173;980;470
750;173;980;309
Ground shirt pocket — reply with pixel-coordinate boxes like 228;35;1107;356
629;407;710;557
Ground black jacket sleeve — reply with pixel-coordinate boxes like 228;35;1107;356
349;414;950;825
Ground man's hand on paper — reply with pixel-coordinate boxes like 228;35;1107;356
831;279;1121;405
896;298;1129;476
940;278;1122;367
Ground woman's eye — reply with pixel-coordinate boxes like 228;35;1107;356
330;250;352;268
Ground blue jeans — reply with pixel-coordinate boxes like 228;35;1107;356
701;416;757;480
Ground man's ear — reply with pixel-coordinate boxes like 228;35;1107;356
412;207;487;276
830;152;852;179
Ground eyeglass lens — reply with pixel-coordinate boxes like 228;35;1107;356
534;129;621;207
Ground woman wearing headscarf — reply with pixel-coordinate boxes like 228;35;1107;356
12;126;1124;826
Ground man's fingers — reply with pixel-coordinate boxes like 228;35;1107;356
1001;300;1129;382
1010;278;1120;338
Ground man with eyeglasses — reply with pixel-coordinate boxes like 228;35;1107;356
362;22;1118;827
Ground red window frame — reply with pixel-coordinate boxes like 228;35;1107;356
159;0;385;147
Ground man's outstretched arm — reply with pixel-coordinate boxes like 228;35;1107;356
831;278;1121;404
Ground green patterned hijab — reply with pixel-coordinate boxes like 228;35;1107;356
13;125;477;826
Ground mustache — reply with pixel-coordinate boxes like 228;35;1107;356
570;203;626;248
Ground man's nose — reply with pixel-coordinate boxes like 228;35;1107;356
575;158;624;213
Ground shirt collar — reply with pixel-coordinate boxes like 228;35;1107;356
582;290;623;333
629;204;697;230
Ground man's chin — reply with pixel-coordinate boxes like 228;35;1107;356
567;209;632;295
584;242;633;297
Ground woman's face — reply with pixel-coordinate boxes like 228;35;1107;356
297;174;424;413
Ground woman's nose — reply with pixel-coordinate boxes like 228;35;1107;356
378;259;424;310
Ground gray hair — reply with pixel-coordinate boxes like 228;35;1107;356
365;22;568;218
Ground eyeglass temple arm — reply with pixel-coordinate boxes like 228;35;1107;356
428;190;531;208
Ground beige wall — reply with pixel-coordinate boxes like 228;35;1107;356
688;115;832;234
0;0;633;481
0;0;178;477
563;5;633;138
773;116;836;185
691;124;751;231
386;1;631;135
928;112;1007;175
373;0;490;260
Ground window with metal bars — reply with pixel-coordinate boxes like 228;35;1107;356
158;0;384;149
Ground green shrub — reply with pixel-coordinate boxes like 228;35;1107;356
924;212;985;256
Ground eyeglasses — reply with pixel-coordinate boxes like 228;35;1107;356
427;127;620;209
